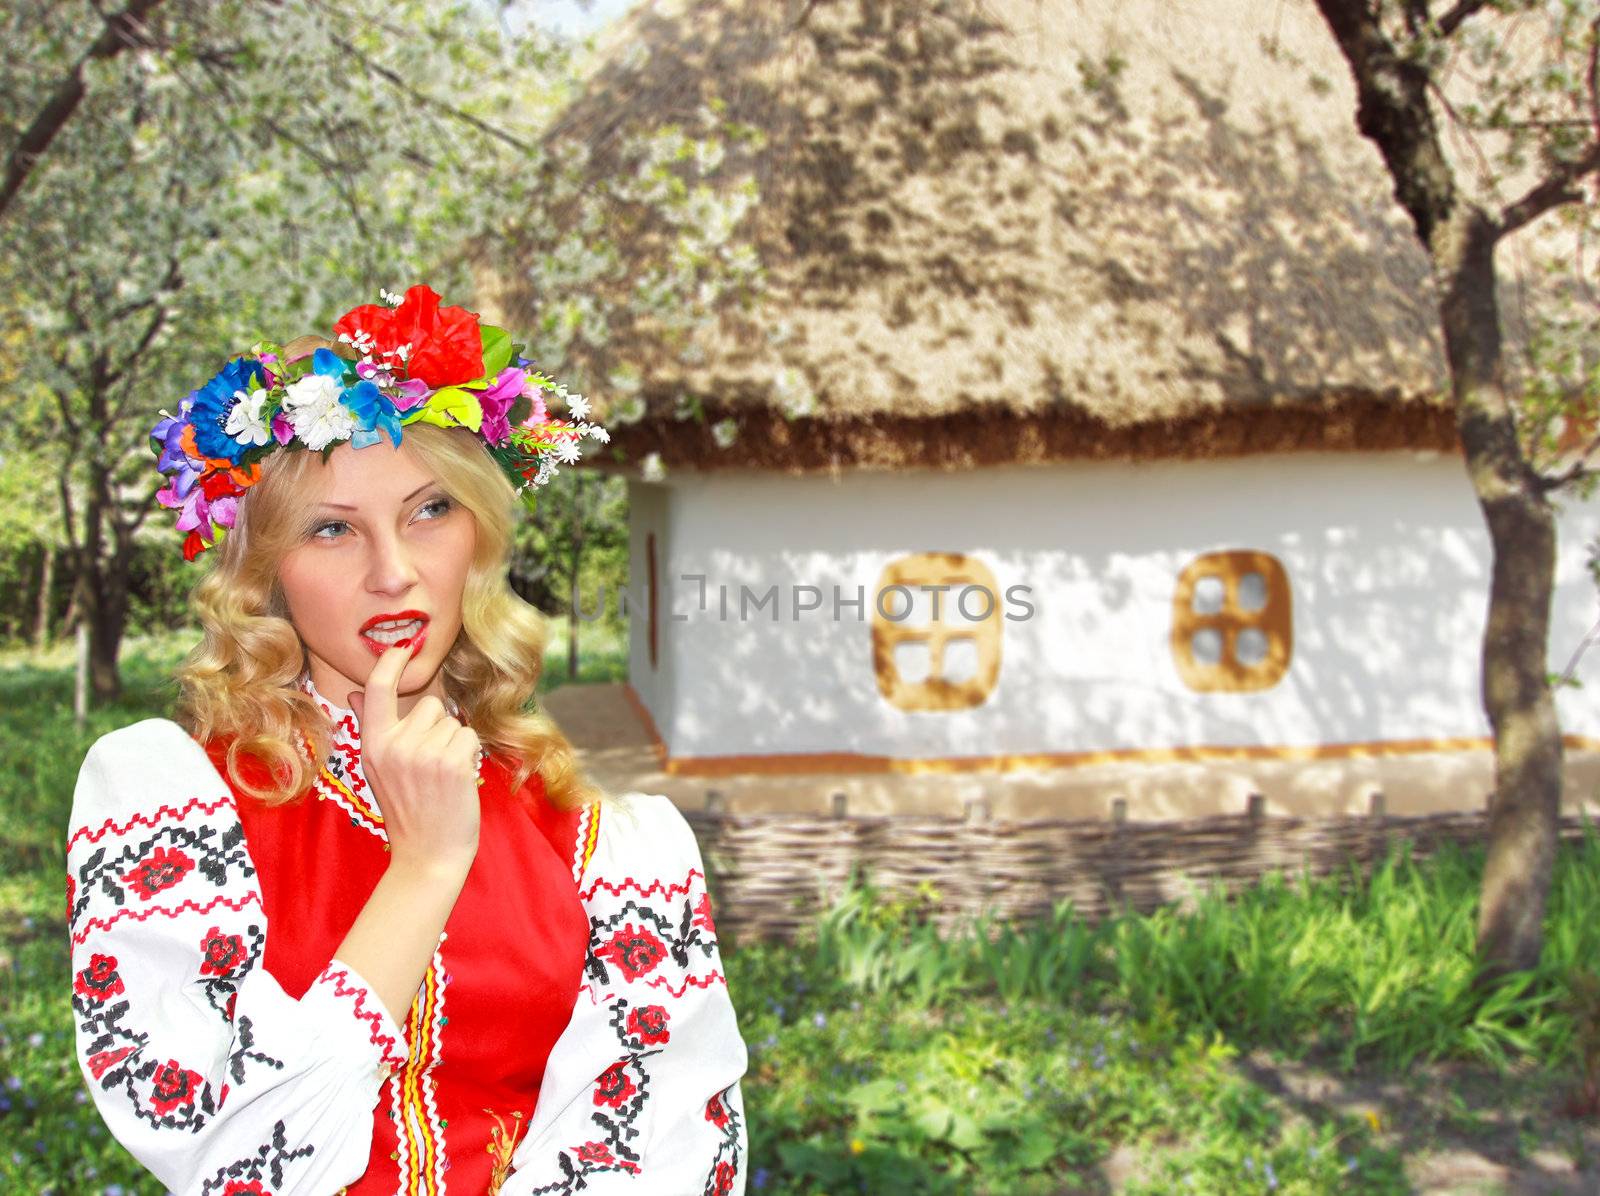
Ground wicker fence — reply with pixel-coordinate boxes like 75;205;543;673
682;791;1600;944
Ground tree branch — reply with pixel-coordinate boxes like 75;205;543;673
0;0;168;221
1497;139;1600;238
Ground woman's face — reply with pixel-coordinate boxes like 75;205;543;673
277;438;477;717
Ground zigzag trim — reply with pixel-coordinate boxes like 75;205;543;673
571;801;601;885
579;868;704;904
66;795;232;850
70;891;260;947
319;962;408;1068
313;766;387;843
638;970;728;998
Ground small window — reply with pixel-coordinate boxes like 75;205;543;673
1171;550;1292;691
872;552;1002;711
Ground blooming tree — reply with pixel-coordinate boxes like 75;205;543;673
1312;0;1600;976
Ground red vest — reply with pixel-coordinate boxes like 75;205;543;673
205;734;590;1194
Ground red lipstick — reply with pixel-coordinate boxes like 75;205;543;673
359;609;430;656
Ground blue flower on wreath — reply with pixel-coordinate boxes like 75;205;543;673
341;377;403;449
188;357;267;465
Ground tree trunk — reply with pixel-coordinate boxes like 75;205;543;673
1434;204;1564;980
567;471;586;682
33;541;55;648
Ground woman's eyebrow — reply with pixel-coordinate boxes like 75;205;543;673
317;482;436;512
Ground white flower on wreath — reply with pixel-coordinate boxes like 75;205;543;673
555;436;584;464
225;386;273;448
565;392;591;421
281;371;357;451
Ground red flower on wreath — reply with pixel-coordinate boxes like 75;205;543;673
199;927;248;976
705;1090;731;1129
332;284;485;389
593;1061;637;1108
625;1004;671;1046
149;1059;205;1115
123;845;193;899
595;922;667;982
75;953;125;1004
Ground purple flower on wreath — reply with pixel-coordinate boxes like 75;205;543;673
477;367;526;446
342;378;403;450
150;393;203;496
188;357;267;465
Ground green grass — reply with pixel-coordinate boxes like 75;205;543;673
3;640;1596;1193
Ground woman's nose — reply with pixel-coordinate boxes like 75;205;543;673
366;532;420;595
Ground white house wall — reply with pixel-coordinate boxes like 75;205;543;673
625;452;1600;762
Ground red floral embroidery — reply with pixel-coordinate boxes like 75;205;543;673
706;1091;731;1129
574;1140;639;1172
593;1061;637;1109
123;845;194;899
595;922;667;981
692;890;717;934
626;1004;671;1045
199;926;248;976
88;1046;134;1080
221;1181;272;1195
74;953;124;1004
711;1159;738;1195
66;872;76;926
224;990;239;1022
149;1059;205;1115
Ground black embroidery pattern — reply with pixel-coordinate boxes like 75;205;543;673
196;1118;313;1194
71;818;255;927
70;809;300;1162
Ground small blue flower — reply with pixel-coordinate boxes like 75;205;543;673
1244;1156;1255;1173
1265;1160;1278;1189
752;1168;769;1190
812;1012;827;1028
1345;1155;1359;1173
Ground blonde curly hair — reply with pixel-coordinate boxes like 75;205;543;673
172;352;602;813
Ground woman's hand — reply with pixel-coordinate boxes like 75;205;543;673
348;642;482;877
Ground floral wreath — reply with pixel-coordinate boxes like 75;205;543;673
149;284;610;561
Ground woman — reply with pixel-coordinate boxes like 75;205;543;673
65;286;749;1195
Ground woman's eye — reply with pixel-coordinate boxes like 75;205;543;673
309;497;449;541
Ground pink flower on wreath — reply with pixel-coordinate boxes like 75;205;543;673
594;922;668;982
626;1004;671;1046
593;1061;637;1109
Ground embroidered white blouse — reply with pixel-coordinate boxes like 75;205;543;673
65;687;750;1196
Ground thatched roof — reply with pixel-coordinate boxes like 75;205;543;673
479;0;1477;473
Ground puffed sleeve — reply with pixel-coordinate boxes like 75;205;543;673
503;792;750;1196
66;718;410;1195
